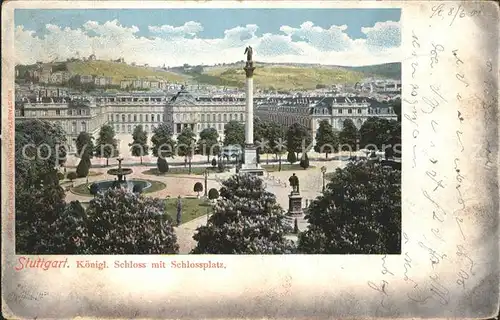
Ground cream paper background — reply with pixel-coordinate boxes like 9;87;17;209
1;1;499;318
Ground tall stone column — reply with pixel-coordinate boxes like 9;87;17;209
244;64;255;146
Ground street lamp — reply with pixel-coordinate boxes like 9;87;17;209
203;168;208;197
321;166;327;193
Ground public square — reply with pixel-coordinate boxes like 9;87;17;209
63;152;347;253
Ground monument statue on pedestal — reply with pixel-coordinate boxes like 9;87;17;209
287;173;303;216
288;173;300;194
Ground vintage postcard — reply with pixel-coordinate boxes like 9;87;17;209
1;1;498;318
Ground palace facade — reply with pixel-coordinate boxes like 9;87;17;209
15;88;247;153
15;88;397;154
256;96;397;143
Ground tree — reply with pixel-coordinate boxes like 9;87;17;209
49;201;89;254
286;122;312;154
15;120;67;188
194;182;204;198
198;128;219;162
267;122;287;170
85;188;179;254
75;132;95;159
298;162;401;254
223;120;245;147
314;120;338;159
299;153;310;169
151;124;176;158
339;119;359;154
15;180;68;253
208;188;219;202
254;117;268;155
157;157;169;173
130;125;149;164
177;127;196;174
76;154;91;178
391;99;402;122
287;151;297;164
94;124;118;166
191;174;295;254
211;157;217;168
359;117;393;150
67;171;78;182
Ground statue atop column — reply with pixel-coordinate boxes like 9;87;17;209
243;46;255;78
244;46;253;64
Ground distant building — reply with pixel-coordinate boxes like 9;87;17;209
141;79;150;89
256;96;397;144
133;79;142;89
94;76;113;87
150;81;159;89
120;80;133;89
77;75;94;84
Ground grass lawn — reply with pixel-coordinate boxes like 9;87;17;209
88;171;103;177
262;164;316;172
142;166;219;176
164;197;213;224
78;197;212;225
70;179;166;197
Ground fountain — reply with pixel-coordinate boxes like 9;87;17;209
89;156;152;194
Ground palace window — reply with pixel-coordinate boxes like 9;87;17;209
218;123;222;130
128;125;132;133
218;114;221;122
145;114;149;122
338;109;343;114
212;114;216;121
157;114;161;122
122;124;125;132
81;122;87;132
348;109;352;114
240;113;243;121
128;114;132;122
71;122;76;133
56;109;60;116
140;114;143;122
357;109;362;114
201;114;205;122
145;125;149;132
134;114;137;122
115;125;120;133
78;109;83;115
223;114;227;122
176;123;182;133
151;114;155;122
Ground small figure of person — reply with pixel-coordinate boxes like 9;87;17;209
176;195;182;226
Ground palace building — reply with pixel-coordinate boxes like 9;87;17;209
256;96;397;143
15;88;247;154
15;88;397;154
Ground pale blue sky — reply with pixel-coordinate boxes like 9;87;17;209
14;9;401;66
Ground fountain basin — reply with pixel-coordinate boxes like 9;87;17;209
89;179;152;193
107;168;133;176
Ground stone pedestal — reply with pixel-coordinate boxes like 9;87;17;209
288;192;303;216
